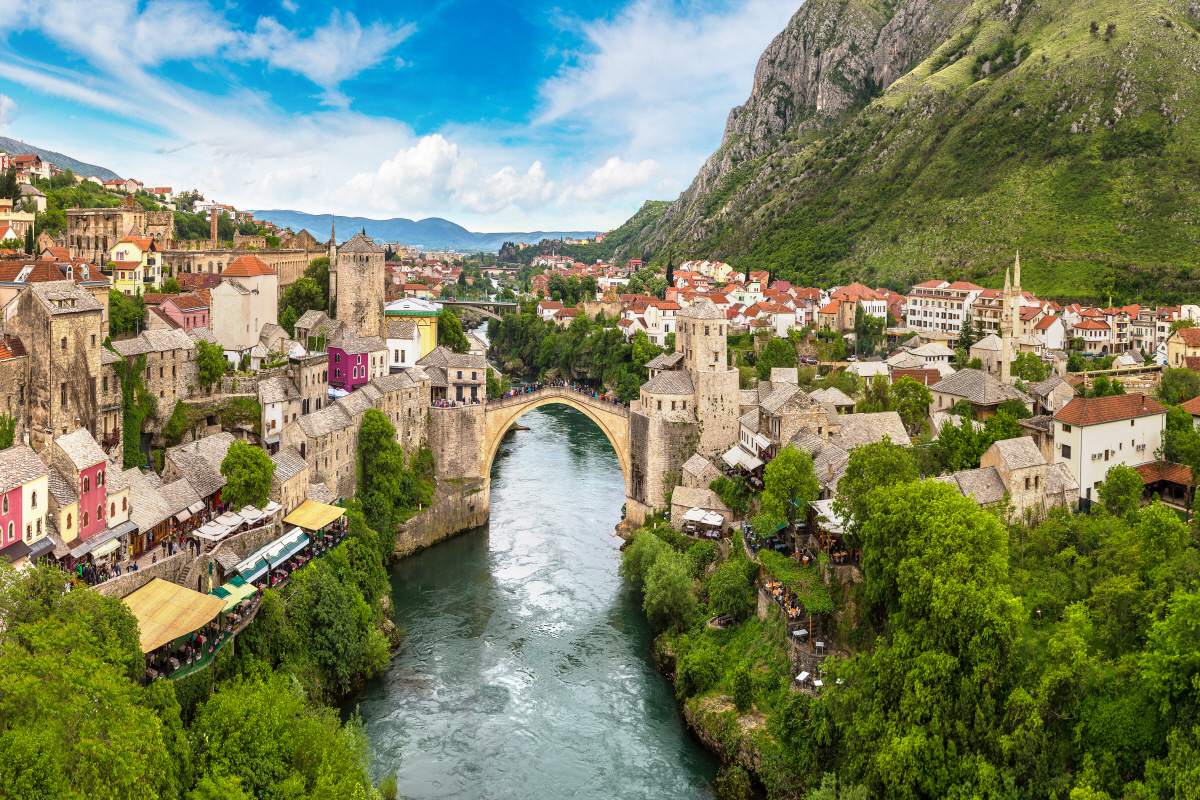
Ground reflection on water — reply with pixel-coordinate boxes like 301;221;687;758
348;404;717;799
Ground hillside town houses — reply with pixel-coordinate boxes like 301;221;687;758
0;141;1190;694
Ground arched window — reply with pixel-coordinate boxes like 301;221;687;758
30;491;35;509
2;495;7;515
97;504;103;521
83;476;90;493
122;496;127;511
111;503;116;517
82;511;89;529
6;522;11;542
98;471;104;486
66;514;72;530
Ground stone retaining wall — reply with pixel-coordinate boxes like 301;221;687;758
95;550;192;598
394;478;491;558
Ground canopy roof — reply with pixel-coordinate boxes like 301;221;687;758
211;579;259;612
682;507;707;522
283;500;345;531
722;445;763;471
123;578;225;653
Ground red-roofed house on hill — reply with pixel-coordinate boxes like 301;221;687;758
210;256;278;364
1054;393;1166;501
1166;326;1200;368
1070;317;1111;355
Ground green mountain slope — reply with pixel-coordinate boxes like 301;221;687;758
603;0;1200;303
0;136;120;181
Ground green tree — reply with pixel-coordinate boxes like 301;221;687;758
196;340;228;389
161;277;183;294
756;336;798;381
619;531;669;588
438;309;470;353
731;663;753;712
304;256;330;300
1168;318;1196;335
1012;350;1049;382
0;413;14;450
279;305;298;338
834;438;918;547
958;313;979;351
997;397;1033;419
219;440;275;510
642;547;697;631
755;445;820;537
109;289;146;337
1159;367;1200;406
891;375;933;432
1141;588;1200;719
278;277;324;320
707;558;755;621
187;772;252;800
1097;463;1144;517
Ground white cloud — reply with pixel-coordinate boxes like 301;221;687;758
559;156;663;206
0;94;15;127
240;11;415;105
281;0;298;12
0;0;795;230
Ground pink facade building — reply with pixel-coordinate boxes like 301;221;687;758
49;429;109;541
159;293;210;332
0;444;50;565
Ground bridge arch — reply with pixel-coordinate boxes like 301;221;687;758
483;389;631;494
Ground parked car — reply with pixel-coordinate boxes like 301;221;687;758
800;356;818;365
846;355;859;362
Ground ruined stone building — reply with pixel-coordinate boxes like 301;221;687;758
66;196;147;264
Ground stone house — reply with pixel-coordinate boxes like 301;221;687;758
110;329;199;406
162;432;235;508
270;446;309;516
210;256;279;362
66;195;146;264
681;454;720;489
0;334;29;427
417;346;487;404
942;436;1079;520
927;368;1031;420
99;348;123;452
1166;326;1200;368
669;486;732;532
4;281;106;450
281;404;357;500
1029;374;1077;417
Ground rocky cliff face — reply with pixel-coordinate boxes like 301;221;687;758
659;0;972;248
604;0;1200;303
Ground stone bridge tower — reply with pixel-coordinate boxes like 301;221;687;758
334;231;385;337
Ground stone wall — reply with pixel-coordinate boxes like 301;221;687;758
629;408;698;514
580;300;620;320
394;478;491;558
694;367;740;457
428;404;486;479
94;549;192;598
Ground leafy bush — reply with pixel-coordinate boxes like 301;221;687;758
731;663;753;711
675;637;721;698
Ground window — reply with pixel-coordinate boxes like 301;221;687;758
457;371;463;379
335;353;341;363
657;400;662;410
1061;423;1071;433
671;400;676;410
82;512;88;528
5;522;10;543
60;337;66;350
1;496;6;514
66;514;72;530
1034;476;1039;489
30;491;36;509
472;372;477;380
1062;445;1072;458
60;383;67;407
36;519;40;535
1024;477;1030;490
1131;419;1135;426
111;503;115;517
97;504;103;521
401;350;406;363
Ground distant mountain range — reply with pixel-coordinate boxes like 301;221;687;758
249;209;600;253
0;136;121;182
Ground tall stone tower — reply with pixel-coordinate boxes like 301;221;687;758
676;298;739;456
209;207;219;244
334;231;385;337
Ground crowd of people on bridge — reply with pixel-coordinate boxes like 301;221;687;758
492;380;628;408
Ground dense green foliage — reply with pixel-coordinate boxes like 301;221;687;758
0;561;382;799
195;340;228;389
752;445;820;537
357;409;432;533
113;352;156;469
0;413;14;451
110;290;146;337
437;310;470;354
930;410;1024;473
489;305;647;401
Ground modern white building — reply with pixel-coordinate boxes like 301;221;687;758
1053;393;1166;504
906;280;985;336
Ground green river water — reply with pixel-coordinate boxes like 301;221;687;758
347;403;720;798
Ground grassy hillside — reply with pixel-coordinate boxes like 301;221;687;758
601;0;1200;304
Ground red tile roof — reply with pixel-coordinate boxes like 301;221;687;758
1073;319;1109;330
0;334;26;361
1035;315;1059;330
1172;327;1200;347
177;273;221;291
222;254;276;277
1020;306;1042;321
1133;461;1195;486
1055;393;1166;426
1185;357;1200;372
148;306;180;329
166;293;208;311
1179;396;1200;415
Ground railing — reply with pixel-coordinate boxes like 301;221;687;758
485;385;631;418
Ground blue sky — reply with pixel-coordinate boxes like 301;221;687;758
0;0;798;231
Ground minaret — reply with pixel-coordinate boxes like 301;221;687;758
1000;263;1013;384
329;214;337;262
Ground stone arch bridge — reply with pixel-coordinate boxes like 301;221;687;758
483;387;631;495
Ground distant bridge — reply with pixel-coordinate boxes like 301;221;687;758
439;299;519;321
